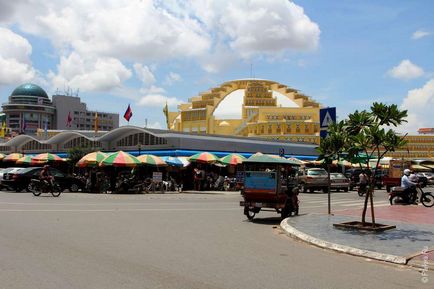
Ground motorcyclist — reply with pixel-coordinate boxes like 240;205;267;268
358;170;368;194
39;165;53;191
401;169;418;203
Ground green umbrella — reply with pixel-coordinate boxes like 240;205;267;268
76;151;109;167
189;152;219;163
219;153;246;166
100;151;141;167
245;153;301;165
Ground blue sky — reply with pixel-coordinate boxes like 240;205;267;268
0;0;433;133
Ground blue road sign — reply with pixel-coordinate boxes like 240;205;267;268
320;107;336;129
320;130;328;138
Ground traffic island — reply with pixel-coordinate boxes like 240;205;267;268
333;221;396;232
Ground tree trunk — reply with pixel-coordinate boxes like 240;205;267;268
369;185;376;226
361;189;369;224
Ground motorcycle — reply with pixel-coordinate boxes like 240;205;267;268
115;176;143;194
223;177;237;191
28;178;62;197
389;186;434;207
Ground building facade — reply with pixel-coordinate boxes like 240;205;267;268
166;79;322;145
1;83;56;134
53;95;119;131
0;126;319;160
384;135;434;159
1;83;119;136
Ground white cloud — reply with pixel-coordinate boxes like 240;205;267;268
0;27;35;85
146;121;162;129
388;60;424;80
49;52;132;92
190;0;320;55
138;94;182;107
164;72;182;85
399;79;434;133
412;30;431;40
134;63;156;86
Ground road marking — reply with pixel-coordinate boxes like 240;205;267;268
0;207;241;212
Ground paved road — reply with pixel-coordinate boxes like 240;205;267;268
0;190;430;289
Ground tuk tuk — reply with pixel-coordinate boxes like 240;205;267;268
240;154;301;220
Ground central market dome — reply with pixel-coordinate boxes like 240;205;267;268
11;83;49;99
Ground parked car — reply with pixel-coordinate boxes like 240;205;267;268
298;168;328;193
2;167;85;192
330;173;350;192
0;167;24;190
417;172;434;186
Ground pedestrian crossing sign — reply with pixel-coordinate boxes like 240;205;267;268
320;107;336;129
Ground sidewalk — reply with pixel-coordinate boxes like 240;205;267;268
181;190;241;195
280;205;434;269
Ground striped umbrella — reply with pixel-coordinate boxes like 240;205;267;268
4;153;24;162
287;157;305;165
161;156;190;167
16;155;45;165
32;152;64;162
76;151;108;167
219;153;246;166
0;153;5;161
137;154;167;166
189;152;219;163
100;151;140;167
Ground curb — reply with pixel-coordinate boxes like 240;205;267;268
280;218;407;265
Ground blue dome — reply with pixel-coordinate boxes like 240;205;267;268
11;83;49;98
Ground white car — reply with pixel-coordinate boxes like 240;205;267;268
0;167;24;190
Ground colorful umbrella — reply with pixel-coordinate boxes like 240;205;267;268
100;151;140;167
0;153;5;161
245;153;301;165
287;157;305;165
76;151;108;167
3;153;24;162
32;152;64;162
161;156;190;167
16;155;45;165
137;154;167;166
219;153;246;166
189;152;219;163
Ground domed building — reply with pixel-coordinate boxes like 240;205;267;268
165;79;322;145
2;83;55;134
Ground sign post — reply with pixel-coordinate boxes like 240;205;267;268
319;107;336;215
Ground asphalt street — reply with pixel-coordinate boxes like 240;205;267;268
0;190;430;289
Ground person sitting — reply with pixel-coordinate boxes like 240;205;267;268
401;169;418;203
39;165;53;192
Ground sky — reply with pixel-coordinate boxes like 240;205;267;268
0;0;433;133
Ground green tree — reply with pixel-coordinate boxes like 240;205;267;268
318;102;408;226
67;146;93;173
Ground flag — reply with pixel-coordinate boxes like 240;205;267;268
124;104;133;122
163;101;169;128
66;111;72;127
0;120;5;138
22;118;26;132
94;112;99;133
44;117;48;139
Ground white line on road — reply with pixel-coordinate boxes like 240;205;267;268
0;208;240;212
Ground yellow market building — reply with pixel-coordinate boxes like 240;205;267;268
165;79;322;145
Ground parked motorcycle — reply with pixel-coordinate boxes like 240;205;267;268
28;178;62;197
115;175;143;194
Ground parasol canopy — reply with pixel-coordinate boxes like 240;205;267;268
100;151;141;167
189;152;219;163
0;153;5;161
245;153;301;165
287;157;305;165
76;151;108;167
32;152;64;162
4;153;24;162
137;154;167;166
161;156;190;167
16;155;45;165
219;153;246;166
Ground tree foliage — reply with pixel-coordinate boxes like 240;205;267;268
317;102;408;225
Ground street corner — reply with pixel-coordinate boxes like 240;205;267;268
332;205;434;225
407;249;434;271
280;213;434;266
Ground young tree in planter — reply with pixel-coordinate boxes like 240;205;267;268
345;102;407;226
317;121;348;214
